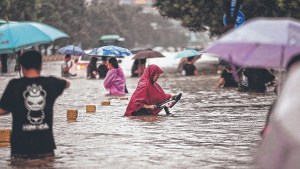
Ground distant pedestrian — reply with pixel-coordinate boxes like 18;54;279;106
103;57;126;95
217;66;238;88
0;50;70;159
1;53;8;73
243;68;275;93
183;56;199;76
87;56;99;79
61;54;76;77
97;56;109;79
131;59;147;77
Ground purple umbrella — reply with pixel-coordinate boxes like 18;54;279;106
204;17;300;69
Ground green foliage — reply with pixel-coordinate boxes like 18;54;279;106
154;0;300;36
0;0;41;21
0;0;188;51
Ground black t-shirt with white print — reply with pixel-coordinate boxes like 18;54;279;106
0;76;66;155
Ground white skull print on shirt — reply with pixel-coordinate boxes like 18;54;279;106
22;84;49;131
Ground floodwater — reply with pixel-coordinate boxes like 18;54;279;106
0;61;276;169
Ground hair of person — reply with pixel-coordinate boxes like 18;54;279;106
18;50;42;70
90;56;98;64
108;57;119;68
225;65;232;70
187;56;194;62
65;54;71;58
140;59;146;64
287;54;300;71
101;56;107;61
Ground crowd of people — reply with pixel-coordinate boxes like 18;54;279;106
2;49;300;169
216;60;276;94
0;50;178;160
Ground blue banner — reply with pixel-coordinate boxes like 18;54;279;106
223;10;245;29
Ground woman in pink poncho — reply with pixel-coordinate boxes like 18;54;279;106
103;57;126;95
124;64;174;116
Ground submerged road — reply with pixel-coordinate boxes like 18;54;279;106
0;61;276;168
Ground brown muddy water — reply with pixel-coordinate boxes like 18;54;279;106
0;61;276;169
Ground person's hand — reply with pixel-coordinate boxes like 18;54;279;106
92;71;98;76
171;94;176;100
144;105;157;110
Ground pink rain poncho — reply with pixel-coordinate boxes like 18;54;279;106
124;64;171;116
103;67;126;95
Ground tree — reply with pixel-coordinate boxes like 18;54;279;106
0;0;189;51
154;0;300;36
0;0;41;21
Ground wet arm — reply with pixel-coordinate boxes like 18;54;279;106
217;78;225;88
65;79;70;89
143;104;156;110
0;108;9;116
194;69;199;76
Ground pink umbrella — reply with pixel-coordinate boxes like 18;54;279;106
204;17;300;69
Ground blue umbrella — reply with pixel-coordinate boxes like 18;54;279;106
175;49;203;59
88;45;132;58
0;21;69;54
58;45;85;56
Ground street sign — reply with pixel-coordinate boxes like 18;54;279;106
223;10;245;28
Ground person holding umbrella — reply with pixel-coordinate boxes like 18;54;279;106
183;56;199;76
0;50;70;159
61;54;76;77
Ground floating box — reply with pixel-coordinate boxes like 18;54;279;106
86;105;96;113
67;109;78;121
0;129;11;143
101;100;110;106
120;96;128;100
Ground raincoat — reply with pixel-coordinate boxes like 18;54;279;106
103;67;126;95
124;64;171;116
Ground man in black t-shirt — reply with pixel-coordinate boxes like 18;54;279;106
0;50;70;159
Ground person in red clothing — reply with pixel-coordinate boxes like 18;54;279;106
124;64;175;116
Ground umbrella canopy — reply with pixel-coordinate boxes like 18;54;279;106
88;45;132;58
130;47;152;54
204;17;300;69
0;21;69;54
58;45;85;56
175;49;203;59
132;50;165;60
